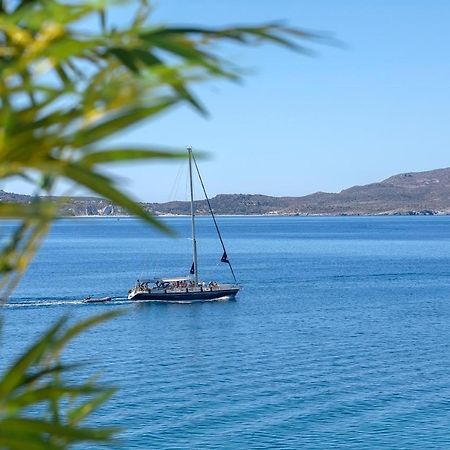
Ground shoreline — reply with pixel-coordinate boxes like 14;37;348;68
57;212;448;219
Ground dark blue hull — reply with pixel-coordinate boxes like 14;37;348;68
83;296;111;304
129;288;239;302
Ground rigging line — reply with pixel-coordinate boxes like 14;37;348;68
168;159;185;202
191;152;237;283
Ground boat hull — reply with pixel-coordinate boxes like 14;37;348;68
128;288;239;302
83;297;111;304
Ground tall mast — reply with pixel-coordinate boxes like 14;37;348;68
188;146;199;285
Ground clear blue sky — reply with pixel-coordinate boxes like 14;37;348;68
8;1;450;202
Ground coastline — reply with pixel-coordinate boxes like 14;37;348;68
3;167;450;218
58;211;446;219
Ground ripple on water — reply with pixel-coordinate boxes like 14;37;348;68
3;217;450;449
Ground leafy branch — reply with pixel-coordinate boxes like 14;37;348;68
0;0;324;298
0;311;121;449
0;1;327;447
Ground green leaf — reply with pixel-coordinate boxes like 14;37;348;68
51;310;124;357
4;384;106;412
21;363;81;387
67;388;116;425
71;99;178;148
130;48;162;67
60;162;171;234
0;318;67;397
0;312;120;398
0;432;60;450
0;219;51;301
142;34;232;78
0;3;327;447
0;202;56;219
80;147;186;165
0;418;117;442
108;47;140;73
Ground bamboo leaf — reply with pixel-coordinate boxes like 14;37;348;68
71;100;177;148
51;310;123;357
0;219;51;301
0;318;67;397
21;363;81;387
80;148;186;165
0;433;60;450
0;313;118;398
130;48;162;67
0;4;325;446
5;384;107;411
142;34;232;77
0;418;117;442
0;202;56;219
67;388;116;425
108;47;140;73
59;162;171;233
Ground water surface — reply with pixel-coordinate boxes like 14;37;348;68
2;216;450;448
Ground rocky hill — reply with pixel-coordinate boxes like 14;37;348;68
2;167;450;216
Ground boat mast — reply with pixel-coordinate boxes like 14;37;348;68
188;146;199;285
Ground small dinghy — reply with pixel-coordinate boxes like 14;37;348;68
83;296;112;304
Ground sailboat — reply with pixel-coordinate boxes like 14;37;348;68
127;147;240;302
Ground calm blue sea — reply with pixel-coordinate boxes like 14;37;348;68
3;216;450;449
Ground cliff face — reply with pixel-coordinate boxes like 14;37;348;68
2;167;450;216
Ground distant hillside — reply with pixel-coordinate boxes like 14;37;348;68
2;167;450;216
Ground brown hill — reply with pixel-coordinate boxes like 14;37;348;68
2;167;450;216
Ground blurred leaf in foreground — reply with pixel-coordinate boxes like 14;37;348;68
0;311;121;449
0;0;328;447
0;0;325;299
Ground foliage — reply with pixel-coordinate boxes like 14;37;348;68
0;0;320;300
0;0;322;447
0;311;121;449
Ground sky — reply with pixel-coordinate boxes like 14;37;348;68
7;0;450;202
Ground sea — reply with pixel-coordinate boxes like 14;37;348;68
2;216;450;449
